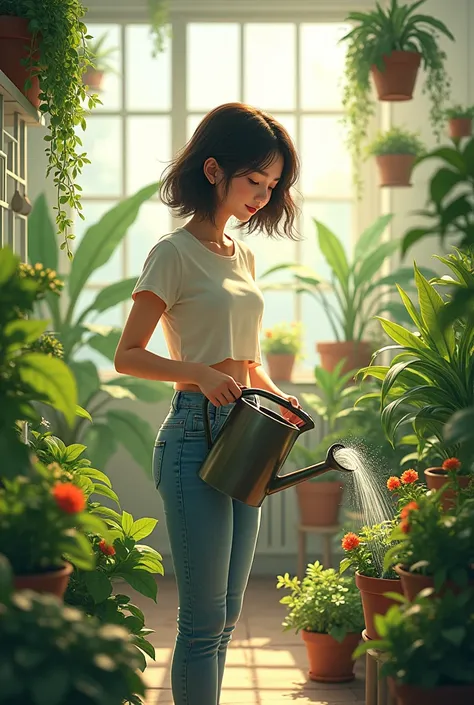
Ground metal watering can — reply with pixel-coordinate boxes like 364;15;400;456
198;388;355;507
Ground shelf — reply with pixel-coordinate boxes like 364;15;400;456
0;70;43;127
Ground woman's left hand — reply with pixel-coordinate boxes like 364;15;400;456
279;394;304;426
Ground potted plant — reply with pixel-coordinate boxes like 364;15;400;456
260;214;436;374
261;321;303;381
354;588;474;705
0;1;101;257
340;0;453;196
424;456;473;510
276;561;364;683
367;126;425;188
445;105;474;139
383;491;474;601
81;32;118;92
289;361;360;526
0;557;147;705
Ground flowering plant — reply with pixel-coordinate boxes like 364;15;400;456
383;492;474;589
386;469;427;515
261;322;303;356
0;461;108;575
276;561;364;641
340;520;399;579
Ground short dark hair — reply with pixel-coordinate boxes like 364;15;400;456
159;103;301;239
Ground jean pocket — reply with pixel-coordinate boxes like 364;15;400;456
153;440;166;489
185;408;220;438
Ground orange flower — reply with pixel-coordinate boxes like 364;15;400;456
442;457;461;472
265;330;273;338
341;532;360;551
401;469;418;484
401;501;419;520
98;539;116;556
387;476;401;491
52;483;86;514
400;519;411;534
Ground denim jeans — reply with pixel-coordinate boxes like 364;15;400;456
153;391;261;705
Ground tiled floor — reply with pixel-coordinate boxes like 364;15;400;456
124;577;366;705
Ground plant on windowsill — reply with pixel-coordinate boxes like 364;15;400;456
0;0;101;258
445;104;474;139
80;32;118;92
276;562;364;683
260;213;437;375
339;0;453;196
261;321;303;382
0;556;147;705
366;126;425;188
28;187;172;476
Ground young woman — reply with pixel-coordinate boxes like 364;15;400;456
114;102;302;705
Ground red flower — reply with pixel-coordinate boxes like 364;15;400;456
387;476;401;491
341;532;360;551
98;539;116;556
442;457;461;472
400;519;411;534
401;501;419;520
401;469;418;484
52;483;85;514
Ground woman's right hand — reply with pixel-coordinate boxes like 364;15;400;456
194;366;243;407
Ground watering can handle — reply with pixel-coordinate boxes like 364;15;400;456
203;387;315;449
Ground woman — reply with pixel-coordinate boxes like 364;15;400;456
114;102;302;705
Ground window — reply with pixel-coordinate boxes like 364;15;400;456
78;20;353;375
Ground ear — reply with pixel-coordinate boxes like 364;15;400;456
203;157;221;185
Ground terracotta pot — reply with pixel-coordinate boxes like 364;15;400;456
82;68;105;92
296;481;343;527
371;50;421;101
449;117;472;139
316;340;372;376
395;564;474;602
425;468;472;510
13;562;73;599
0;16;41;107
265;353;295;381
375;154;416;187
301;630;361;683
355;572;403;640
389;677;474;705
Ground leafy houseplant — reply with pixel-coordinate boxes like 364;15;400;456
148;0;169;56
81;32;118;92
445;104;474;139
28;187;172;475
260;214;436;374
367;126;425;187
0;0;101;258
261;321;302;381
0;562;147;705
353;588;474;704
277;562;364;683
340;0;453;196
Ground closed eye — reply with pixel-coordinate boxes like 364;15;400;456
248;178;275;190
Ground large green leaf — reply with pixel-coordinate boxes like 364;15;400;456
376;318;428;352
67;182;159;317
69;360;101;408
4;319;48;355
395;285;424;332
18;353;77;427
353;213;393;264
354;240;400;289
83;423;119;471
429;168;464;206
88;328;122;363
106;409;156;476
129;518;158;541
82;570;112;603
314;219;349;294
444;407;474;445
84;277;138;316
414;264;455;359
104;376;172;403
28;194;58;272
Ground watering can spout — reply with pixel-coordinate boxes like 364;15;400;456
268;443;355;495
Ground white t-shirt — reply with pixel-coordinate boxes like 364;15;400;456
132;227;265;367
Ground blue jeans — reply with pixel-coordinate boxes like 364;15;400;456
153;391;261;705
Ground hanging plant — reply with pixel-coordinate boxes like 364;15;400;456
80;32;118;92
445;104;474;139
366;126;425;187
340;0;454;197
0;0;100;258
148;0;170;57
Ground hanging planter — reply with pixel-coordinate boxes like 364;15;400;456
367;126;425;188
445;105;474;139
340;0;454;198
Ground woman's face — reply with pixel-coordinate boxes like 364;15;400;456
219;153;284;222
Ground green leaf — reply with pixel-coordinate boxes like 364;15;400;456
80;467;112;488
402;227;435;256
354;240;400;289
87;277;138;313
91;484;120;506
122;510;134;534
353;213;393;264
4;319;48;352
105;376;172;403
376;318;428;352
414;263;455;359
69;360;101;408
88;328;122;363
395;285;424;332
106;409;156;476
28;194;58;272
67;182;159;318
83;423;118;471
444;407;474;445
132;635;156;660
430;168;463;205
75;404;92;422
129;518;158;541
117;568;158;601
314;219;349;293
83;569;112;603
19;353;77;426
416;146;465;172
136;552;164;575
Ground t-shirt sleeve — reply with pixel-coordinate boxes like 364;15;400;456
132;239;182;311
